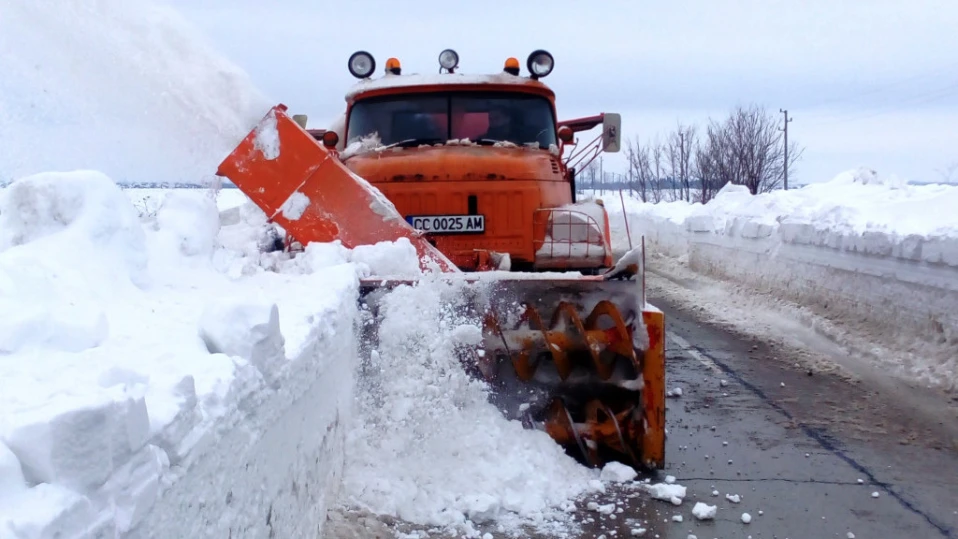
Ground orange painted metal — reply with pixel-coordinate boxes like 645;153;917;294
641;309;667;469
215;104;457;273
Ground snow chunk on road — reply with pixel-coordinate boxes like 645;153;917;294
600;462;638;483
643;482;687;505
725;493;741;503
692;502;717;520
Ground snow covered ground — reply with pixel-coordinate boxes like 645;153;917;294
601;168;958;392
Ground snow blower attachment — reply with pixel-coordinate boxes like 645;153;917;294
215;49;666;470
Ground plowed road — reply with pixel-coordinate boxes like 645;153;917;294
328;275;958;539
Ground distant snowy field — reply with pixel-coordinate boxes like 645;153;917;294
601;168;958;392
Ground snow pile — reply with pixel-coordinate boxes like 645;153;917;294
0;0;271;185
606;167;958;390
340;275;600;536
0;173;363;537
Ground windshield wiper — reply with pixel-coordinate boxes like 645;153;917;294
477;138;546;149
389;138;444;148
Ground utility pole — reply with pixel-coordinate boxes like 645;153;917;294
779;109;793;190
599;156;604;196
678;131;686;201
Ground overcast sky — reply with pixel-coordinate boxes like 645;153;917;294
167;0;958;185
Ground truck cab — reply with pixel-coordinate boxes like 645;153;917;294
318;50;621;273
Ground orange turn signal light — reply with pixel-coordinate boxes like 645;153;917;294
322;130;339;149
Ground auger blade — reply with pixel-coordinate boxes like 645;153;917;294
357;273;666;470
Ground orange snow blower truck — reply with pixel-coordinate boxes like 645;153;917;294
216;49;666;470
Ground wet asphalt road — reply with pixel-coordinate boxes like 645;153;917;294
565;294;958;539
327;290;958;539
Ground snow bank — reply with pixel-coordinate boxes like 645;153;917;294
606;168;958;390
0;0;271;185
0;172;362;537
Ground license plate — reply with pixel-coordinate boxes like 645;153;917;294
405;214;485;234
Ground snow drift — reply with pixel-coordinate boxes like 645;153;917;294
606;168;958;391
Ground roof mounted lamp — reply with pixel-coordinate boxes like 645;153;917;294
503;57;520;76
526;49;554;80
385;57;402;75
438;49;459;73
348;51;376;79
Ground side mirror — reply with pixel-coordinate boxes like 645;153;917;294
557;125;574;143
602;113;621;153
292;114;309;128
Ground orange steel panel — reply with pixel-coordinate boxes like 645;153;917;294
215;104;457;273
641;309;666;469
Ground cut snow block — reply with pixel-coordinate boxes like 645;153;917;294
0;440;27;498
922;236;958;268
150;375;201;466
1;483;111;538
686;215;716;233
4;400;116;492
94;445;170;533
107;395;151;466
198;300;286;384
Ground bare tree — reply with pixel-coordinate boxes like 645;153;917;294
649;138;665;203
626;136;655;202
694;118;728;203
723;104;803;194
937;161;958;184
664;123;697;201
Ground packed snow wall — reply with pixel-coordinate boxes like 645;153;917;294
0;174;363;537
605;168;958;391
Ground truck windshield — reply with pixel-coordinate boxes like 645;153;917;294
346;92;557;149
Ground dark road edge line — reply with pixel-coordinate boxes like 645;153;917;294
688;343;954;539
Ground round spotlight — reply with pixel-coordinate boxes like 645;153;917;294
348;51;376;79
438;49;459;72
526;49;554;79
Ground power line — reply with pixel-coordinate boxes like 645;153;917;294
801;81;958;127
799;59;958;111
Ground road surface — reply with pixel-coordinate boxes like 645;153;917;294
327;275;958;538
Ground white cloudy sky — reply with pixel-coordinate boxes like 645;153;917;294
168;0;958;185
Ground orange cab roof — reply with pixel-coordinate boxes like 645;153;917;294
345;72;555;103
